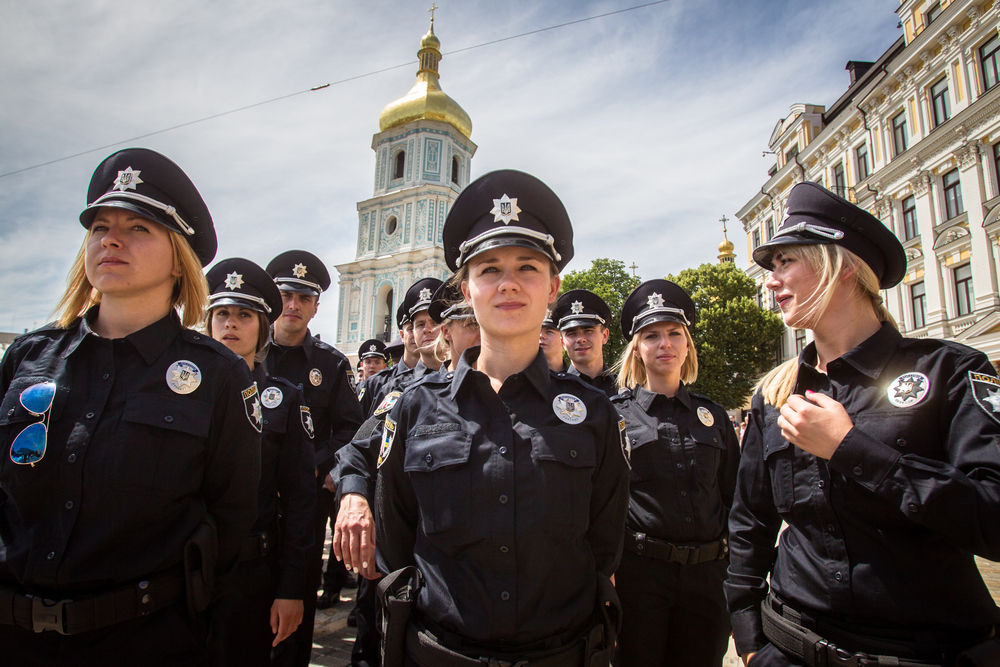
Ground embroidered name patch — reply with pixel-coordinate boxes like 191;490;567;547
243;384;262;433
970;371;1000;425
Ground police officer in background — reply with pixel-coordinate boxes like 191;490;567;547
404;277;445;377
358;304;418;418
727;183;1000;665
552;289;619;397
265;250;363;667
374;169;629;667
204;259;316;666
428;279;480;372
357;339;388;389
539;307;566;372
612;280;739;667
0;148;259;665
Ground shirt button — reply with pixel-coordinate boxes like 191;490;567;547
263;420;269;425
103;373;109;380
85;412;95;419
47;552;55;560
499;447;507;455
164;415;174;423
827;524;835;532
676;463;683;469
500;546;509;553
817;480;824;488
499;495;508;505
835;572;843;581
685;517;692;523
7;409;14;416
425;454;433;464
852;466;863;476
192;335;200;341
65;501;73;510
501;591;510;601
680;491;687;497
631;438;637;445
896;439;907;448
67;454;76;463
908;503;918;513
570;450;577;458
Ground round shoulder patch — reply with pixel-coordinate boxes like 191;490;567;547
167;360;201;395
261;386;283;409
886;372;930;408
553;393;587;425
309;368;323;386
697;406;715;426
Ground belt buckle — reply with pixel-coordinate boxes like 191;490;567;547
671;545;693;565
29;596;71;635
816;639;864;667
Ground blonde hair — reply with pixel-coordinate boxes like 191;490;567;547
756;243;897;407
55;229;209;329
433;316;479;363
615;324;698;390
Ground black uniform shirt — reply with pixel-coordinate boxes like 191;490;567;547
567;364;619;398
726;323;1000;654
253;366;316;600
613;384;740;544
375;347;630;649
265;330;362;478
0;309;260;593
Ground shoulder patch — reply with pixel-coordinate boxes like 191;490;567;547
619;417;631;467
243;383;263;433
375;391;402;416
357;385;366;401
969;371;1000;425
377;416;397;468
300;406;315;439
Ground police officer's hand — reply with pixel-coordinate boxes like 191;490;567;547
741;652;756;666
324;471;337;493
270;598;304;646
333;492;381;580
778;391;853;460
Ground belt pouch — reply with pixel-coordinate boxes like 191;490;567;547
183;514;218;618
377;565;423;667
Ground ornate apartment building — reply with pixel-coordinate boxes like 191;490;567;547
738;0;1000;366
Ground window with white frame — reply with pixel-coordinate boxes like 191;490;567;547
911;281;927;329
943;169;963;220
982;34;1000;92
955;263;974;316
856;143;870;181
930;76;951;128
892;112;908;157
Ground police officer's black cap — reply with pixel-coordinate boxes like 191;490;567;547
206;258;283;324
620;279;696;339
385;336;404;363
753;181;906;289
552;289;611;331
358;338;388;361
443;169;574;272
542;307;558;331
80;148;217;266
404;277;444;320
266;250;331;296
428;280;474;324
396;302;411;329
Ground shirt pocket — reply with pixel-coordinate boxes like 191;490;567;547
0;375;64;488
262;404;289;435
624;422;660;483
110;392;212;498
762;424;793;513
688;423;725;486
403;423;473;536
531;426;597;530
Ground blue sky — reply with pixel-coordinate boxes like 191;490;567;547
0;0;902;338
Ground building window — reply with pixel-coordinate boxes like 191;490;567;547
752;229;761;249
892;112;908;157
784;145;799;165
385;215;397;235
994;142;1000;196
856;143;870;181
902;195;918;240
911;281;927;329
451;156;459;185
943;169;963;220
833;163;847;199
393;151;405;180
766;218;775;240
982;34;1000;92
955;263;974;316
930;76;951;128
926;3;942;25
794;328;807;354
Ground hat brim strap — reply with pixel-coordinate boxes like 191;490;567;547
90;191;195;236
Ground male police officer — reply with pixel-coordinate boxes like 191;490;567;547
552;289;619;397
264;250;363;667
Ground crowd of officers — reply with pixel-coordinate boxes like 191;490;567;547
0;147;999;667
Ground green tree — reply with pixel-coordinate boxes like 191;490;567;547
559;258;641;365
666;262;785;410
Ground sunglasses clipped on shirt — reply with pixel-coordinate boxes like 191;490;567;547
9;381;56;467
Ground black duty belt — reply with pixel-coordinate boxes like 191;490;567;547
239;530;273;563
761;593;995;667
624;529;728;564
0;568;184;635
405;622;594;667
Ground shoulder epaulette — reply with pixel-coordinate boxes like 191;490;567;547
551;370;605;397
611;387;633;402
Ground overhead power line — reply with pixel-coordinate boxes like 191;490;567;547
0;0;670;179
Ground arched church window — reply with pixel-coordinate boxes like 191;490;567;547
394;151;405;180
451;156;459;185
385;216;397;235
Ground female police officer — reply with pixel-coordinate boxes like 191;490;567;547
612;279;739;667
374;169;629;667
0;148;259;665
428;279;480;372
204;258;316;666
726;182;1000;666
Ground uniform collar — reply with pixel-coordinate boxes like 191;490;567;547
63;306;182;365
62;306;100;359
632;382;692;411
567;364;612;383
269;327;318;361
797;321;899;380
450;346;551;400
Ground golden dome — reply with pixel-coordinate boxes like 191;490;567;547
378;20;472;139
718;238;735;254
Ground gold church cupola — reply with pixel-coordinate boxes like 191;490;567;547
378;15;473;139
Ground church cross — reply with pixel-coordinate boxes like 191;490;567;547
720;215;729;235
428;3;438;21
628;262;638;277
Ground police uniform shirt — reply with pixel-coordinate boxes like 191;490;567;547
375;347;630;648
264;331;363;478
0;308;260;592
567;364;619;399
253;366;316;600
613;384;739;543
358;361;412;419
726;323;1000;655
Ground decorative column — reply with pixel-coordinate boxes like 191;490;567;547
912;172;949;337
957;142;1000;312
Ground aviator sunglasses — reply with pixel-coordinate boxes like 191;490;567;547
9;382;56;466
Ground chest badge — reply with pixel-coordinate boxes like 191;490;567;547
243;383;262;433
300;406;315;439
261;386;283;409
969;371;1000;425
553;393;587;425
377;416;397;468
886;372;930;408
375;391;401;416
309;368;322;386
697;406;715;426
166;360;202;395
